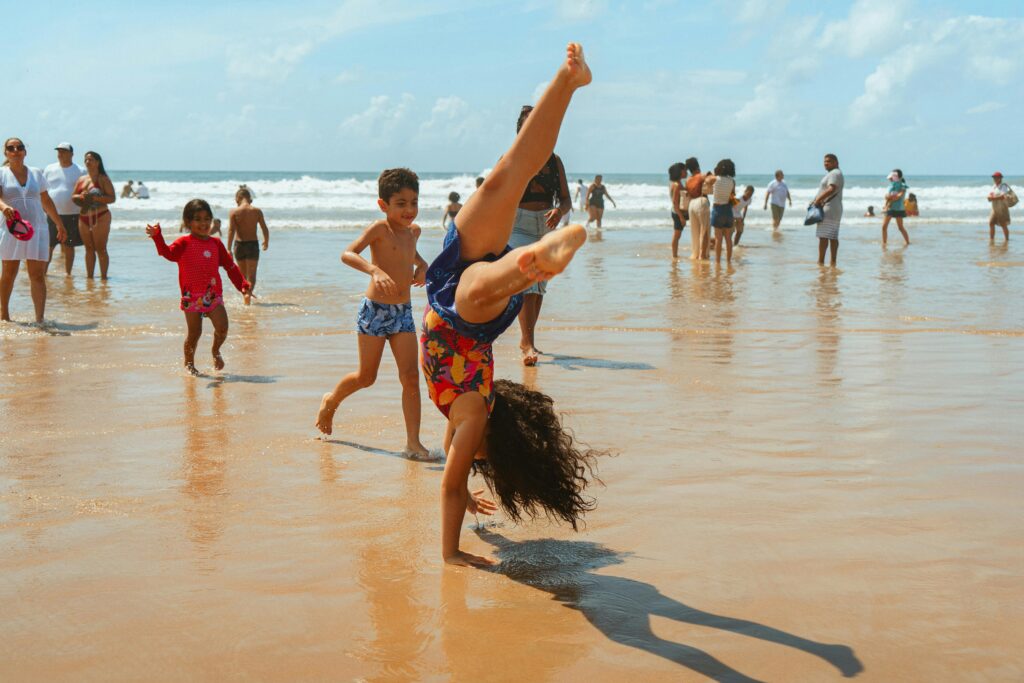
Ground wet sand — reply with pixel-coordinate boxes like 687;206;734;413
1;222;1022;681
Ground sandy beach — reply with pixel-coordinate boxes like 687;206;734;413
1;218;1022;681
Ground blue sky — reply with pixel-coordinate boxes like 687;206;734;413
9;0;1022;174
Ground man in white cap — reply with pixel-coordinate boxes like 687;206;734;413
43;142;85;275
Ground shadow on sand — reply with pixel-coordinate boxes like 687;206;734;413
203;374;279;387
542;353;655;371
476;529;863;683
319;438;443;465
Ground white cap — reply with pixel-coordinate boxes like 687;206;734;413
55;142;73;152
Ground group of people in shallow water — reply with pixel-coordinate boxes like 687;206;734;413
0;134;272;324
665;158;1016;267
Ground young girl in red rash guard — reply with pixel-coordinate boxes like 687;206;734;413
146;199;250;375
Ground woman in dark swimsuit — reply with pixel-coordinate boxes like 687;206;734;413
442;191;462;229
585;174;616;230
507;105;571;366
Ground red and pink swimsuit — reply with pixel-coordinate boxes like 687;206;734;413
150;229;249;313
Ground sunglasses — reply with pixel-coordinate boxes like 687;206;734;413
5;144;26;152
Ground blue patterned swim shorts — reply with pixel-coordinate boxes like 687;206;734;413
356;298;416;337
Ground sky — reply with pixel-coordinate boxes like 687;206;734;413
8;0;1023;175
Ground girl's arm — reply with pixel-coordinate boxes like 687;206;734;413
605;187;616;208
217;240;251;293
147;224;186;261
257;208;270;250
440;397;498;567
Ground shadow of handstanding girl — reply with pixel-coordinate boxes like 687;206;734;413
475;528;863;683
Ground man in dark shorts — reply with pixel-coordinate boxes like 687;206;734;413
43;142;85;275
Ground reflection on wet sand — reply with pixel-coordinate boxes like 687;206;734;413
477;529;863;682
812;268;842;389
182;379;229;570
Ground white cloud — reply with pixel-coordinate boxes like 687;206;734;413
340;94;415;141
556;0;608;21
734;0;787;24
967;101;1006;115
818;0;907;58
227;41;315;82
334;69;359;85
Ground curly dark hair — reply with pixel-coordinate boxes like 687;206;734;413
477;379;602;530
448;191;460;202
668;162;686;182
378;167;419;201
714;158;735;177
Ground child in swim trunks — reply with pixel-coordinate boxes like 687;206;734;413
315;168;432;461
424;43;598;568
146;198;250;375
228;186;269;305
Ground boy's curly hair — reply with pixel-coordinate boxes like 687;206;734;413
378;168;419;201
478;379;602;530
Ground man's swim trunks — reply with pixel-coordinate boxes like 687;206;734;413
356;298;416;337
420;306;494;418
233;240;260;261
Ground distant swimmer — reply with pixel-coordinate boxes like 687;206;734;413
864;206;876;217
442;191;462;228
227;186;269;305
475;176;484;189
905;193;919;217
135;180;150;199
120;179;135;198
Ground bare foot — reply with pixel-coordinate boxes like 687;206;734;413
212;353;225;371
562;43;592;89
521;346;538;366
517;224;586;281
243;292;251;306
316;393;338;435
402;444;439;462
185;361;200;376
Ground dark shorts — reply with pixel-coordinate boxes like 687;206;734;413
886;209;906;218
672;212;686;231
711;204;734;229
48;214;82;247
233;240;260;261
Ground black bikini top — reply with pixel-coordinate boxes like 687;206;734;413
520;154;562;205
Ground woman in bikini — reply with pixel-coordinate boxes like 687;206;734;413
585;174;616;230
442;191;462;229
72;151;116;280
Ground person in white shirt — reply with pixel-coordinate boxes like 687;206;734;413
135;181;150;199
43;142;85;274
733;185;754;245
763;169;792;230
987;172;1012;242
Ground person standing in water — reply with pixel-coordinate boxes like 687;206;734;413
43;142;84;275
880;169;910;247
507;104;571;366
684;157;710;260
763;169;791;230
585;175;615;230
227;186;269;305
812;153;844;266
442;192;462;229
987;172;1012;242
668;162;687;259
72;151;116;280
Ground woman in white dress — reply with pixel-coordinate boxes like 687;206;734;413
0;137;66;323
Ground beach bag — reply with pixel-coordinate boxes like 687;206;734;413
804;204;824;226
1007;187;1019;208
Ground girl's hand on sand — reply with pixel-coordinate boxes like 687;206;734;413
145;223;161;237
445;550;499;568
372;269;397;297
467;489;497;516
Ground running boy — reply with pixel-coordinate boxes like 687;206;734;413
227;186;269;305
316;168;431;460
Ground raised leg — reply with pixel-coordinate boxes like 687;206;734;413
453;43;591;262
316;334;387;435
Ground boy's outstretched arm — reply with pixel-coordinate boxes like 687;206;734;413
341;222;396;297
441;394;498;568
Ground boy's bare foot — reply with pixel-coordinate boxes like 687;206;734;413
562;42;592;89
213;353;225;371
402;444;439;462
316;393;338;435
185;361;200;376
521;346;539;366
243;292;252;305
517;224;586;281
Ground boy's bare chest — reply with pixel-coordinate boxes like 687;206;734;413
373;232;416;260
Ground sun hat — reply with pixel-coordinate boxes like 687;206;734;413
992;171;1003;178
5;211;34;241
54;142;73;152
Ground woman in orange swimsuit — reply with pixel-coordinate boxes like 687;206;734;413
72;151;115;280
